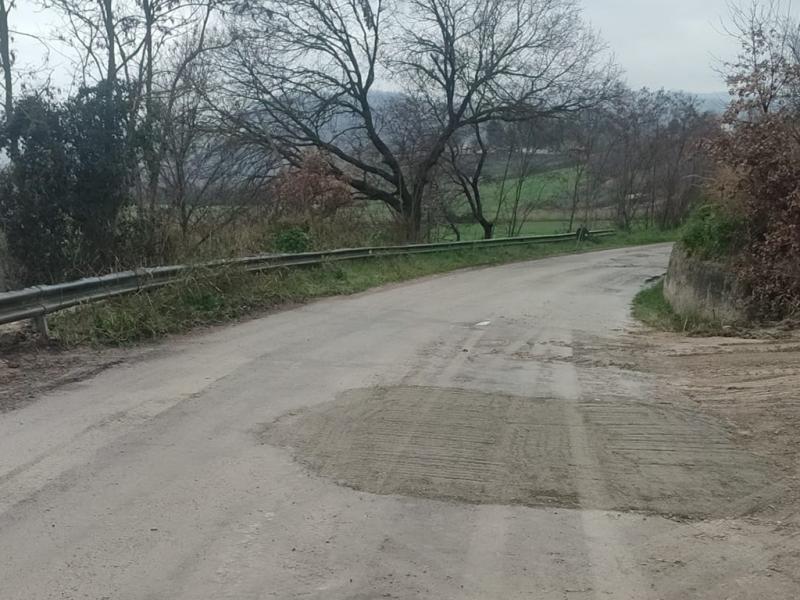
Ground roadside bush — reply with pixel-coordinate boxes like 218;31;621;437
0;95;79;285
711;110;800;319
274;227;312;254
705;7;800;320
680;204;744;260
270;152;353;228
0;87;131;285
64;84;130;271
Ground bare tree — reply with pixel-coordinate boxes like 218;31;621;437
137;0;230;229
567;88;712;231
215;0;614;240
564;107;609;232
160;37;278;249
720;0;800;116
446;123;495;239
43;0;120;88
44;1;229;190
497;147;545;237
445;117;559;239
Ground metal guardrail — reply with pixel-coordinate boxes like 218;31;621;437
0;229;615;335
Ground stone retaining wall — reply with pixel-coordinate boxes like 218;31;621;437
664;245;747;324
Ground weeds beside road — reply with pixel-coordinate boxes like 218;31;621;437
44;230;676;346
632;281;694;331
632;280;744;336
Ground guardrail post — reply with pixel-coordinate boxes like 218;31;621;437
33;315;50;340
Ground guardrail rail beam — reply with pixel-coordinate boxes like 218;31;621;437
0;229;615;331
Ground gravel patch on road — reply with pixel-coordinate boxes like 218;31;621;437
262;384;782;518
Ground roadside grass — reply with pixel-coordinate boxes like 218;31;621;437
632;280;683;330
51;229;677;346
632;279;729;335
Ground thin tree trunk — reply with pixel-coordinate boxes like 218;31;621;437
143;0;160;246
101;0;116;106
568;164;585;233
0;0;15;159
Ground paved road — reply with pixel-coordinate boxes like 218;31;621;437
0;244;794;599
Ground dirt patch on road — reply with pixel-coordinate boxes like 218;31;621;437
264;387;580;510
261;385;781;518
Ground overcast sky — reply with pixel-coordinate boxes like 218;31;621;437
583;0;747;93
11;1;799;94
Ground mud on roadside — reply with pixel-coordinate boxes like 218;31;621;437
0;325;143;413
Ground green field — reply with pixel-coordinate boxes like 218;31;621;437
477;168;577;215
438;167;602;241
359;166;582;235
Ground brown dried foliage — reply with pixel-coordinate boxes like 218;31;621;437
711;3;800;319
270;152;354;227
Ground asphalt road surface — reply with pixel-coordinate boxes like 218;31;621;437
1;244;796;599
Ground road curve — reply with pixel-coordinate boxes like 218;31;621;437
0;244;793;599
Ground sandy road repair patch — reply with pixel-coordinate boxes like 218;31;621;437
261;386;781;518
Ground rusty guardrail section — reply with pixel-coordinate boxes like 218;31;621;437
0;230;615;335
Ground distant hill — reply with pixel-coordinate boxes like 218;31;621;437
694;91;730;114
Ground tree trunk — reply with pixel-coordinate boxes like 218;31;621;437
143;0;160;246
0;0;15;159
102;0;116;107
405;210;422;242
568;168;583;233
480;218;494;240
405;187;424;242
